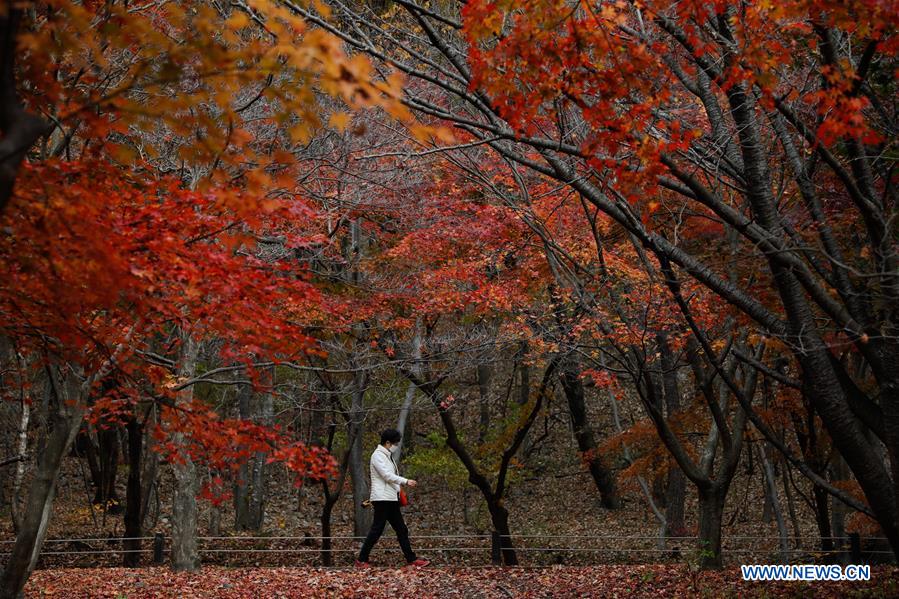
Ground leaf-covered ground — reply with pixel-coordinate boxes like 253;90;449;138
25;565;899;598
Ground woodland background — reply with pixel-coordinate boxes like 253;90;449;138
0;0;897;597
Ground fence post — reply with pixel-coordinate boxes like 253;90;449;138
849;532;862;563
153;532;165;564
491;531;502;565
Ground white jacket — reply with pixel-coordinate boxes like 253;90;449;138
369;444;408;501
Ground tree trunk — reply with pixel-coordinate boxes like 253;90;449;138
10;397;29;534
813;483;835;554
301;389;325;511
208;500;221;537
344;197;372;537
726;79;899;559
0;366;84;599
877;352;899;550
830;454;850;559
517;342;533;457
74;427;101;499
234;379;271;531
658;335;686;536
409;351;556;569
601;353;668;540
477;363;492;444
170;333;200;572
559;362;618;508
394;319;421;464
758;444;789;561
516;341;529;406
234;382;251;529
95;416;120;512
651;473;667;509
320;488;338;566
349;370;371;537
248;386;272;530
761;479;774;523
663;465;686;538
395;381;416;464
462;486;473;526
123;415;143;567
782;465;802;549
0;10;52;213
696;485;726;569
489;501;518;566
139;407;158;530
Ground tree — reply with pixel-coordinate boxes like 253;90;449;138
0;158;342;592
305;0;898;562
0;0;428;591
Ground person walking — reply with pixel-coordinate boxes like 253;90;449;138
355;429;430;568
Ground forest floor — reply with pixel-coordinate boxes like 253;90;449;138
24;564;899;598
4;420;891;593
4;431;848;570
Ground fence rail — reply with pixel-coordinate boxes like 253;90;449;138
0;532;885;566
3;534;887;544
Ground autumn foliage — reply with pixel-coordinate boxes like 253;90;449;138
1;0;898;595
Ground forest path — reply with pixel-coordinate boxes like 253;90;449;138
25;564;897;597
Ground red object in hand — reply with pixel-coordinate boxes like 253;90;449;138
399;489;409;506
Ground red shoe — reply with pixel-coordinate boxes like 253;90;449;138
408;558;430;567
355;560;372;569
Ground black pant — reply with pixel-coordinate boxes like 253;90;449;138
358;501;417;563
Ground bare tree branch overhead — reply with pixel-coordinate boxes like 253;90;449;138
0;0;896;594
